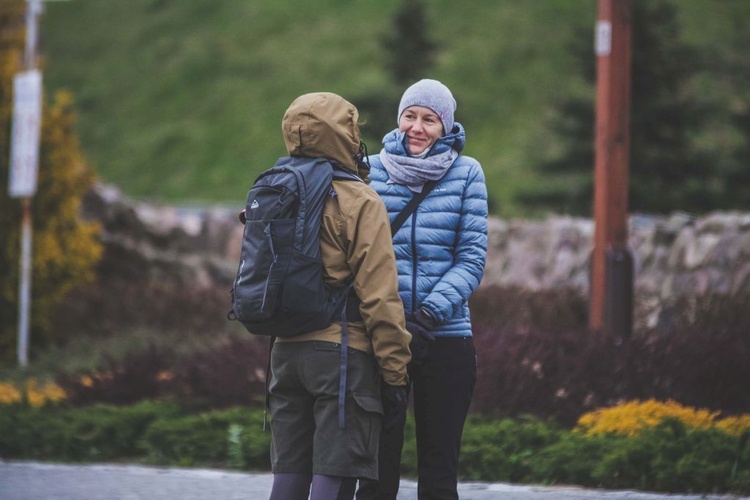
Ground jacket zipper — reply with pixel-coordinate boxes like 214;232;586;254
410;211;418;313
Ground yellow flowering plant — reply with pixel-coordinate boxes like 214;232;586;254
0;382;22;405
576;399;750;437
715;414;750;437
0;379;66;407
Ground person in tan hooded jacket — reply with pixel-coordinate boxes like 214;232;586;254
268;92;411;500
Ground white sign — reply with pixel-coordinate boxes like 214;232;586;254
8;70;43;198
596;20;612;57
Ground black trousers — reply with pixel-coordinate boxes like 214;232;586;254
357;337;477;500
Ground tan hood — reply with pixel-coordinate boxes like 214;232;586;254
282;92;361;172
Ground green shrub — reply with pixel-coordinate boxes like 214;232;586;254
399;415;417;477
236;414;273;470
139;406;269;468
2;401;748;495
0;401;270;469
731;469;750;493
0;400;181;461
0;403;72;459
66;401;182;461
529;432;616;487
591;419;749;494
458;415;563;483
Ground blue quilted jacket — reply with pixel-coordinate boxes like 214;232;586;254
368;124;488;337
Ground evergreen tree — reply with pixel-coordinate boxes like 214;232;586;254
724;13;750;208
520;0;716;216
382;0;437;87
727;104;750;209
355;0;438;147
0;2;101;364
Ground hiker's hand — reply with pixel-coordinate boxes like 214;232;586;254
381;384;408;430
407;309;436;360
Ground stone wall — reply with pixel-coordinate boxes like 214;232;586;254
83;183;750;330
483;212;750;328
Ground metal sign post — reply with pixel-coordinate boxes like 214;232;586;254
9;70;42;198
8;0;44;367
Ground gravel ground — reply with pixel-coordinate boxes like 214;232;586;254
1;461;746;500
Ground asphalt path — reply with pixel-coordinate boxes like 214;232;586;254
0;461;746;500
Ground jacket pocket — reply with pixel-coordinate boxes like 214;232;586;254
353;391;383;416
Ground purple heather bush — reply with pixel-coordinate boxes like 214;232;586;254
56;279;750;426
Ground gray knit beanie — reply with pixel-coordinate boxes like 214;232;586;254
397;79;456;135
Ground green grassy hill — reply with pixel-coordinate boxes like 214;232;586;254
40;0;746;215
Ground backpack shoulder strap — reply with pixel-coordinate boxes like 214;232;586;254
331;163;365;183
293;158;334;251
390;180;439;236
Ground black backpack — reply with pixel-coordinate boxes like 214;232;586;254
229;156;362;337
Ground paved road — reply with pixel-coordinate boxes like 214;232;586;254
0;461;746;500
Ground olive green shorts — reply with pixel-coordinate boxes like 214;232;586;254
269;341;383;480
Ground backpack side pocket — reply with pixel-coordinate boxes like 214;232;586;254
234;218;295;322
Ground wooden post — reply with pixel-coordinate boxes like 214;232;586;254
590;0;633;334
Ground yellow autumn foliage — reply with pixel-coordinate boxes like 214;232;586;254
0;379;66;406
0;382;22;404
576;399;750;437
715;415;750;437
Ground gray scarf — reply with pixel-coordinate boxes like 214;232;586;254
380;147;458;193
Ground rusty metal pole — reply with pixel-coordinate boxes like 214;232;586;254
590;0;633;336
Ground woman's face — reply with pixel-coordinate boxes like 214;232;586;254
398;106;444;156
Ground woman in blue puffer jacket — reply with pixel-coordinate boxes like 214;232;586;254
356;79;488;500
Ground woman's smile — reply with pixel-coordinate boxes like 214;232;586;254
399;105;444;156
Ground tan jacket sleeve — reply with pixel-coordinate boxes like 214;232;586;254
346;189;411;386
